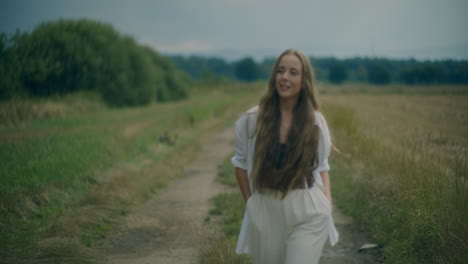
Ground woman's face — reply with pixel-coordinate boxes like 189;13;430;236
275;54;303;100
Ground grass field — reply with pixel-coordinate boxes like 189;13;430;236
0;83;263;264
1;83;466;264
201;84;468;264
321;89;468;264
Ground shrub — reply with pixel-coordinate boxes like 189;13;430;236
0;19;189;106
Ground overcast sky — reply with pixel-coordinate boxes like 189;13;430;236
1;0;467;61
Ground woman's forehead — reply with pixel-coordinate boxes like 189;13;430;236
278;54;302;70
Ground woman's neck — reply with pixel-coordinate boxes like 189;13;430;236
279;96;298;114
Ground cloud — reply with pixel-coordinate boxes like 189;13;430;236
152;40;216;53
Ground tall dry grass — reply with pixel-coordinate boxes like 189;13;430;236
200;86;468;264
0;91;104;127
322;91;468;264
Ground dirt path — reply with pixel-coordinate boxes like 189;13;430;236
98;128;233;264
98;127;380;264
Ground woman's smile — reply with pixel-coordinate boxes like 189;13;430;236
279;82;291;90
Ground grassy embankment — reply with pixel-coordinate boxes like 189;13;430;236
322;86;467;264
0;83;262;264
200;84;468;264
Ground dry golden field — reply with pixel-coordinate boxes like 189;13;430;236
319;85;467;264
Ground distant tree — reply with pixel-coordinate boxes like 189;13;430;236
329;63;348;84
368;64;390;85
169;55;468;85
258;58;276;80
201;69;216;82
170;55;235;80
235;57;259;82
206;57;232;76
0;30;31;100
400;65;447;85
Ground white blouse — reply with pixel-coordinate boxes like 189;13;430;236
231;106;339;254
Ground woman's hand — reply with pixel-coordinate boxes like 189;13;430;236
235;167;251;203
320;171;333;206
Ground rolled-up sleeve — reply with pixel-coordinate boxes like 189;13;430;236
316;112;332;173
231;115;248;170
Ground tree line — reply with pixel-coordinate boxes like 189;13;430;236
170;55;468;85
1;18;466;108
0;19;189;106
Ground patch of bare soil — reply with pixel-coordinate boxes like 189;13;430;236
320;209;383;263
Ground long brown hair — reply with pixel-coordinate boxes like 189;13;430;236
252;49;320;197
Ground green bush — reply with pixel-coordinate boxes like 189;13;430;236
0;19;188;106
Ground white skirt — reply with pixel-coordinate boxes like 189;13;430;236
243;185;334;264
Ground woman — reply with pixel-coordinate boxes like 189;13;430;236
231;49;338;264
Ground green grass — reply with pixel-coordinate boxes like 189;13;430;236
216;156;238;188
9;82;463;263
0;84;262;264
199;236;252;264
199;155;252;264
